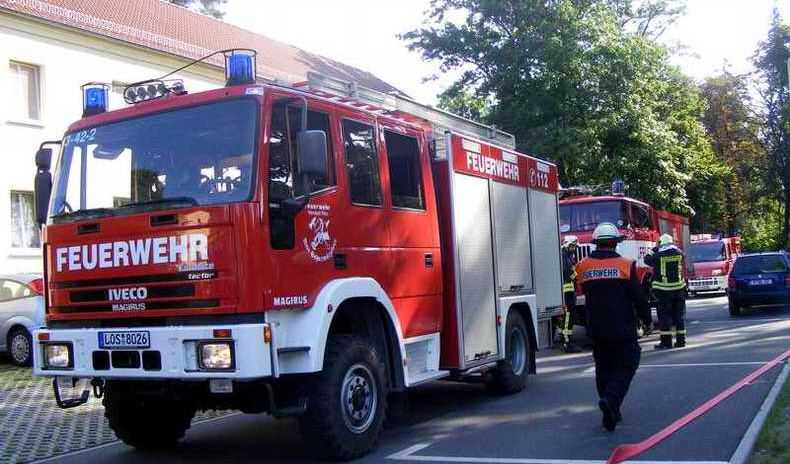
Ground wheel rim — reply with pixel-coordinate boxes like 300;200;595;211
10;332;29;364
507;326;527;376
340;362;378;434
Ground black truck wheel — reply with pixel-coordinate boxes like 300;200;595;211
298;335;388;461
487;311;530;394
103;386;195;449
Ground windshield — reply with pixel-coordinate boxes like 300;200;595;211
560;201;625;232
690;242;726;263
49;99;258;223
733;255;789;274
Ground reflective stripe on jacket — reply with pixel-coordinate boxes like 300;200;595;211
645;245;685;291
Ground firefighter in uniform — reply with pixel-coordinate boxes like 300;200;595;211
576;222;653;432
645;234;687;349
560;235;582;353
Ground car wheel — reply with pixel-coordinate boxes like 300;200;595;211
8;327;32;367
728;299;741;317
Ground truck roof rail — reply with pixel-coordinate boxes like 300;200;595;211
293;72;516;149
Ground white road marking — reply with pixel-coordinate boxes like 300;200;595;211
689;319;787;324
581;361;767;374
387;442;728;464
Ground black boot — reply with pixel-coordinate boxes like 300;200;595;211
599;398;617;432
655;334;673;350
562;344;582;353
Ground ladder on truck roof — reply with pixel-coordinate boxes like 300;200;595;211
293;71;516;149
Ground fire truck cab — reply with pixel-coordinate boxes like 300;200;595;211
688;234;742;296
30;51;564;460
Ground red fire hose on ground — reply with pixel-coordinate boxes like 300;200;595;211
607;348;790;464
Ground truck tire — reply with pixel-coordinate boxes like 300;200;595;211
487;311;530;395
103;386;195;449
298;335;389;461
8;327;32;367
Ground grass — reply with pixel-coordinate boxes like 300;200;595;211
748;369;790;464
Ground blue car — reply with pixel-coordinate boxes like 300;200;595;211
727;252;790;317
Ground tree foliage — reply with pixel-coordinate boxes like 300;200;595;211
402;0;718;217
698;71;765;237
167;0;227;19
752;10;790;249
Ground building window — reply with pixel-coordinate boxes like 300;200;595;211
9;61;41;121
10;191;41;249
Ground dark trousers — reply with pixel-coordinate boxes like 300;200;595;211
561;291;576;346
592;339;641;411
655;290;686;346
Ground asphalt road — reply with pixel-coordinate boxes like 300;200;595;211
32;295;790;464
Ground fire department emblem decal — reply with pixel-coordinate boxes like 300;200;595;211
303;205;337;262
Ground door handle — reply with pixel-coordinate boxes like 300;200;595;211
424;253;434;268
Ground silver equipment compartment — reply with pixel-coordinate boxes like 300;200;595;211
492;181;533;294
529;189;563;314
452;172;499;363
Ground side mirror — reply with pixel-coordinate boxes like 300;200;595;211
297;130;328;180
36;148;52;170
34;147;54;226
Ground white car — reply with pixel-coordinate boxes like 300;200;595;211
0;273;44;366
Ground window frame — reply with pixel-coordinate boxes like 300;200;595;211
8;60;43;125
9;190;42;253
267;103;338;204
341;117;383;209
383;129;426;212
0;278;36;302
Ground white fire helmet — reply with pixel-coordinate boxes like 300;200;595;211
562;235;579;249
658;233;674;247
591;222;623;244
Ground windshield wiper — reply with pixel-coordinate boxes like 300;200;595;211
118;196;199;210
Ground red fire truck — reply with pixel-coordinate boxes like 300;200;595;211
559;187;693;303
687;234;742;296
30;51;564;460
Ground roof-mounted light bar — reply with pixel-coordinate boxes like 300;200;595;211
123;79;186;104
225;49;257;87
81;82;109;117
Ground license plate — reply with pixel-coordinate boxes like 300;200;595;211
748;279;772;286
98;331;150;349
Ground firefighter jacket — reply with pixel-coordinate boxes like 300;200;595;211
576;250;652;341
562;249;577;293
644;245;686;291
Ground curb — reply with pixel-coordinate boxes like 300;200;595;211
729;359;790;464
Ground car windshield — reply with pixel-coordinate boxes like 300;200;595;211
690;242;726;263
49;99;258;223
733;255;789;274
560;201;625;232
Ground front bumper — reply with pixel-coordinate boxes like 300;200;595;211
33;323;274;380
688;276;727;292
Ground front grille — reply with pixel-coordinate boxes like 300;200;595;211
575;244;594;262
70;284;195;303
55;299;220;314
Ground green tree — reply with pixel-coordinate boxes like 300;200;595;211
167;0;227;19
402;0;718;217
699;71;766;237
752;10;790;249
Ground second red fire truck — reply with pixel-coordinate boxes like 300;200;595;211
31;51;564;460
559;186;693;305
688;234;742;296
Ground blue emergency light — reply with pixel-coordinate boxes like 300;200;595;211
225;49;256;86
612;178;626;195
81;83;109;117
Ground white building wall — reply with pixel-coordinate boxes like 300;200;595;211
0;12;224;273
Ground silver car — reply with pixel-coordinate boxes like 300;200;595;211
0;273;44;366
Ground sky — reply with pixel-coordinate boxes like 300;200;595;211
223;0;790;105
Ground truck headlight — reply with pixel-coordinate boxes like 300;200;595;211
44;343;73;369
198;342;234;370
712;269;723;276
